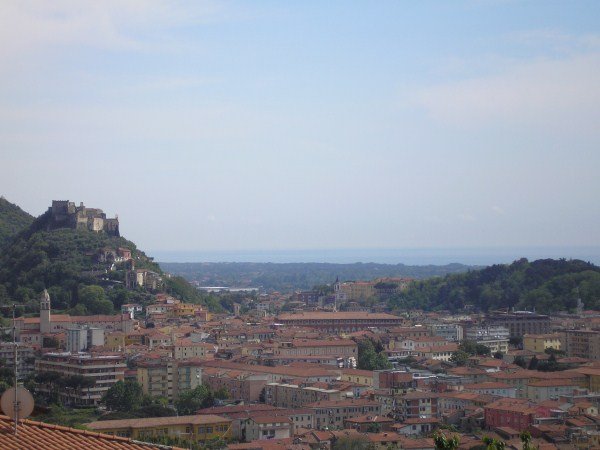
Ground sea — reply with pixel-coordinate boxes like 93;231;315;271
151;246;600;266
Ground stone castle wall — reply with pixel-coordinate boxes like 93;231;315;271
48;200;120;237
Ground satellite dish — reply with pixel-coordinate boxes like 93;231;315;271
1;386;35;420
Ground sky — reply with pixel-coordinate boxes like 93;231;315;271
1;1;600;259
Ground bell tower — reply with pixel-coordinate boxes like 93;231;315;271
40;289;52;333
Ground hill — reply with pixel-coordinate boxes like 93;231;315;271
0;196;34;249
0;200;223;316
392;258;600;313
159;261;477;292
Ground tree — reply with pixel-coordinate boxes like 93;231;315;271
520;431;537;450
450;350;470;367
459;340;490;357
357;339;392;371
175;385;215;415
513;355;527;368
493;351;504;360
482;436;505;449
214;387;229;400
102;380;143;412
434;431;459;450
78;285;114;314
528;356;539;370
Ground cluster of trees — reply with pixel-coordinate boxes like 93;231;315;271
100;380;176;420
356;338;392;371
0;197;33;249
450;340;491;366
390;258;600;313
100;380;229;419
27;371;96;406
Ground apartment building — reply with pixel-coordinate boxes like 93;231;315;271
0;342;35;380
306;399;382;430
523;334;563;353
86;415;232;444
136;357;203;402
35;352;126;406
564;329;600;360
264;382;343;408
485;313;551;338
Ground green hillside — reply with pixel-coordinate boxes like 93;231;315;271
0;202;223;316
392;258;600;313
0;196;34;249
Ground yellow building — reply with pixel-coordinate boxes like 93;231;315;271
86;414;232;444
174;339;216;360
174;303;198;317
105;331;126;351
340;368;374;387
523;334;562;353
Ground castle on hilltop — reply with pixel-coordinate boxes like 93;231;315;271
47;200;120;237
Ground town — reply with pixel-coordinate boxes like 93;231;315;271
3;236;600;449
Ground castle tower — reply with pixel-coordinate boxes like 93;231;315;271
40;289;52;333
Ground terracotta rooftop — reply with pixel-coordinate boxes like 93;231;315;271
0;415;184;450
277;312;402;321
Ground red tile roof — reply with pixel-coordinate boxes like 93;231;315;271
0;415;184;449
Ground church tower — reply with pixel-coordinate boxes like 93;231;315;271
40;289;52;333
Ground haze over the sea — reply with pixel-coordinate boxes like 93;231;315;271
153;246;600;266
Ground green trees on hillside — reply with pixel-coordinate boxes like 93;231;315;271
391;258;600;313
0;197;34;249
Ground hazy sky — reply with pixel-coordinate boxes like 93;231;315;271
1;1;599;254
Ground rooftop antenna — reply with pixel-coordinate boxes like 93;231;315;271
0;304;35;434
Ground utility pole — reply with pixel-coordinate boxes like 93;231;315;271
12;304;19;435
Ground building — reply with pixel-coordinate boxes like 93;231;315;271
16;290;134;349
201;367;270;403
244;416;292;441
306;399;382;430
526;379;579;402
484;398;550;430
395;392;439;421
264;382;343;409
344;415;394;433
86;415;232;444
564;329;600;360
523;334;563;353
340;369;374;387
174;339;216;360
485;312;551;338
276;312;404;333
35;352;126;405
464;326;510;354
136;357;204;403
66;326;104;353
430;323;463;342
48;200;120;236
0;342;35;380
273;339;357;358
